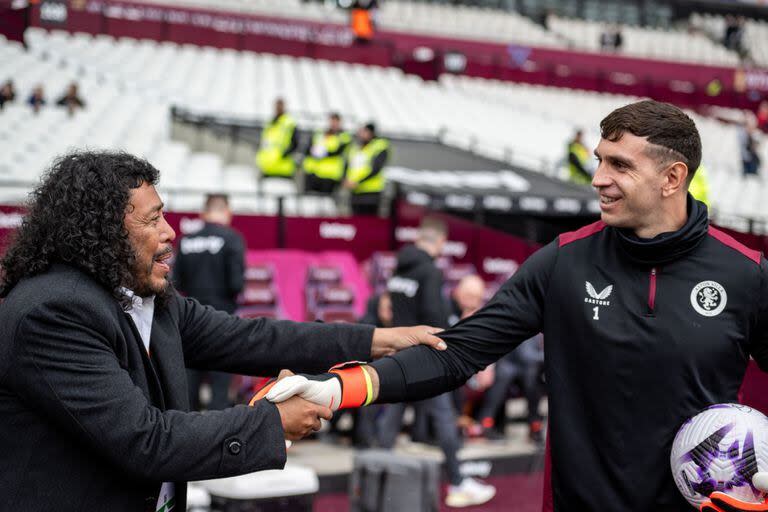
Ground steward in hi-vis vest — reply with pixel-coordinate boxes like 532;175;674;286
256;98;298;178
343;122;390;216
568;130;592;185
303;112;352;194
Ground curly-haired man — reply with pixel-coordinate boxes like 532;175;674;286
0;151;444;512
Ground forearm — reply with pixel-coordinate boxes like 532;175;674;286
110;401;287;481
369;344;474;403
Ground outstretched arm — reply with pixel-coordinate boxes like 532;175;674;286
178;294;446;376
370;241;555;403
263;242;557;409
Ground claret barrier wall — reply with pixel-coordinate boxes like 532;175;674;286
1;202;766;415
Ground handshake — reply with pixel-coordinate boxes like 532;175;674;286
250;363;377;441
249;324;444;441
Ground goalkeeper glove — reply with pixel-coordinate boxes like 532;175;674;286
250;362;374;411
700;474;768;512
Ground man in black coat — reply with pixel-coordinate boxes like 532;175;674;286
0;151;444;512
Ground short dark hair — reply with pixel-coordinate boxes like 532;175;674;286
419;215;448;240
600;100;702;182
204;193;229;211
329;112;341;121
364;122;376;135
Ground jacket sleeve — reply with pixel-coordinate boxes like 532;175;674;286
226;233;246;298
371;241;556;402
750;257;768;372
9;299;287;482
177;294;374;374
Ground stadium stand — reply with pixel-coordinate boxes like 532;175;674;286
690;13;768;67
547;15;741;66
3;27;767;225
125;0;757;68
136;0;565;48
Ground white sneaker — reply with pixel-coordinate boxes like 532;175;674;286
445;477;497;508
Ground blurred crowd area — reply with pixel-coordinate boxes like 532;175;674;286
184;244;546;449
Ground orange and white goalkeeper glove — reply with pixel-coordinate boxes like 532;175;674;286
700;474;768;512
250;362;374;411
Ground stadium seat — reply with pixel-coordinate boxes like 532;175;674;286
244;264;274;285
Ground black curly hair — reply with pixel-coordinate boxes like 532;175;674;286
0;151;165;310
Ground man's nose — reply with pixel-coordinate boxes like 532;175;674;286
160;216;176;243
592;164;610;189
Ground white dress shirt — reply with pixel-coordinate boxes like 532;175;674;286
122;288;174;511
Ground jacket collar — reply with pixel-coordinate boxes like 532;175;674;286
614;194;709;267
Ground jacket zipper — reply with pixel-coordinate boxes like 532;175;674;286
647;267;657;314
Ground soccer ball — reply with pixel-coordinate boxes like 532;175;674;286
671;404;768;508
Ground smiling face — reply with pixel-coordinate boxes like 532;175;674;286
592;132;689;238
124;182;176;297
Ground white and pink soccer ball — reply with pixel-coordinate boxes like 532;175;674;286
671;404;768;509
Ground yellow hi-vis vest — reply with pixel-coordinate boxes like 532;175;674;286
568;141;591;185
302;131;351;181
689;164;710;208
346;138;389;194
256;114;296;177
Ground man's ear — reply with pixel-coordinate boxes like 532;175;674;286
662;162;689;197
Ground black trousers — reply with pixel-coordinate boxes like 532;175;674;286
350;192;381;216
304;174;339;195
378;393;463;486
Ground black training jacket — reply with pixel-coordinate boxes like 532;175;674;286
387;245;450;329
372;197;768;511
174;222;245;313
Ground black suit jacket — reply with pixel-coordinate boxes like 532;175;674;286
0;264;373;511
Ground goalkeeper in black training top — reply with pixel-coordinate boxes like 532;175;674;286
263;100;768;512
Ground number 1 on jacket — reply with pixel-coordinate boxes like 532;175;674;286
593;306;600;320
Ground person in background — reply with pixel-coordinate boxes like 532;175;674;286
740;119;762;176
256;98;298;179
447;275;491;437
448;274;487;326
343;122;390;216
174;194;245;411
27;84;45;114
757;100;768;133
361;291;394;328
303;112;351;194
56;82;86;114
567;130;592;185
473;334;546;444
354;291;394;448
351;0;378;43
723;15;745;53
377;217;496;508
688;164;710;208
0;80;16;109
599;24;623;52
